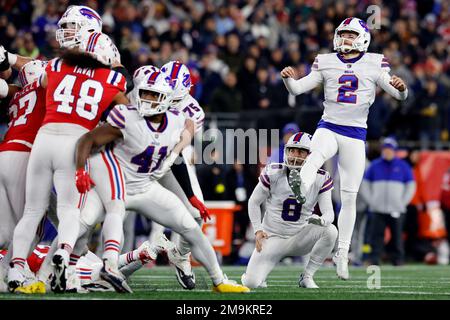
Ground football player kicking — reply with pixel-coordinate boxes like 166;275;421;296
241;132;337;289
73;71;249;293
281;17;408;280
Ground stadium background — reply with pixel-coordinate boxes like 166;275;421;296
0;0;449;268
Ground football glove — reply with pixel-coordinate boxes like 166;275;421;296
307;214;329;227
75;168;96;194
0;46;10;72
189;195;211;223
288;169;306;204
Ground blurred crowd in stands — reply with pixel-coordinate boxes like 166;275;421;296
1;0;449;265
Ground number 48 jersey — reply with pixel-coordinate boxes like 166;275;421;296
42;58;126;130
259;163;333;237
106;105;186;195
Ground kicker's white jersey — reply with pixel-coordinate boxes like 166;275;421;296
106;105;186;195
259;163;333;237
314;52;390;128
178;94;205;133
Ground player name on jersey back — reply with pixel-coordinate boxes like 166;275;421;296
0;80;46;152
42;58;126;131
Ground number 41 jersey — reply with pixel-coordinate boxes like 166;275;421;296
259;163;334;237
106;105;186;195
42;58;126;130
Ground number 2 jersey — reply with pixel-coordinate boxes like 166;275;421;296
106;105;186;195
42;57;126;131
259;163;333;237
0;80;46;152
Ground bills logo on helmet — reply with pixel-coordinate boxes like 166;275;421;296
79;8;102;26
182;73;191;88
358;19;369;32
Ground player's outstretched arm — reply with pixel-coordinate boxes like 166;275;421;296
0;46;33;74
377;72;408;101
280;66;323;96
172;119;195;156
316;189;335;227
76;124;123;171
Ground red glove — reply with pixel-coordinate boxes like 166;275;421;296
75;168;96;194
189;196;211;223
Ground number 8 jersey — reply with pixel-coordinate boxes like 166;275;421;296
105;105;186;195
259;163;333;236
42;58;126;130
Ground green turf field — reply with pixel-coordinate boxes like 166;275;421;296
1;264;450;300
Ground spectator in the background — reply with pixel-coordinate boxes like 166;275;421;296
225;159;257;242
267;122;299;164
17;32;42;60
31;0;59;47
360;137;416;265
198;44;228;106
218;32;243;73
215;6;234;36
415;78;444;149
197;149;228;201
209;71;242;113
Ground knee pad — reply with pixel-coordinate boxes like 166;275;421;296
340;191;357;210
179;214;200;235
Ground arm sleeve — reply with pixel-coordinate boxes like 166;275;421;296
402;181;416;207
377;71;408;101
113;65;134;94
248;182;270;233
317;189;335;226
359;179;372;208
170;155;194;199
282;70;323;96
0;78;9;98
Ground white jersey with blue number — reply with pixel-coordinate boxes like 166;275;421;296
259;163;333;237
314;52;389;128
178;94;205;133
106;105;186;195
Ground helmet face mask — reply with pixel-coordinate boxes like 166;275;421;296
333;17;371;53
284;147;309;169
56;6;102;49
283;132;312;169
136;72;174;117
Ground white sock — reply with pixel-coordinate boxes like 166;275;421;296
338;191;357;254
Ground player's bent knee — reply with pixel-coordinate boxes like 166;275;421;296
324;224;338;243
241;273;262;289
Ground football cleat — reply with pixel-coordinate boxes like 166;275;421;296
100;259;133;293
66;266;88;294
166;247;196;290
82;280;115;292
7;267;26;293
288;169;306;204
333;250;350;280
299;273;319;289
51;254;68;293
213;276;250;293
14;281;47;294
138;235;170;264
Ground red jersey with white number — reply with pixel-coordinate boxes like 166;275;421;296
42;58;126;130
0;81;46;152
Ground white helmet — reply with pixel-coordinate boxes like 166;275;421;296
160;61;192;104
18;60;47;87
80;32;117;66
136;71;174;117
133;65;159;87
56;5;103;48
284;132;312;169
333;17;371;53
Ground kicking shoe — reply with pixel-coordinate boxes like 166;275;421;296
288;169;306;204
213;277;250;293
82;280;115;293
333;250;350;280
51;254;68;293
100;259;133;293
66;266;88;294
14;281;47;294
7;267;26;293
166;247;195;290
299;273;319;289
137;235;170;264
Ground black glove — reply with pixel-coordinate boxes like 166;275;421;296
0;46;10;72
